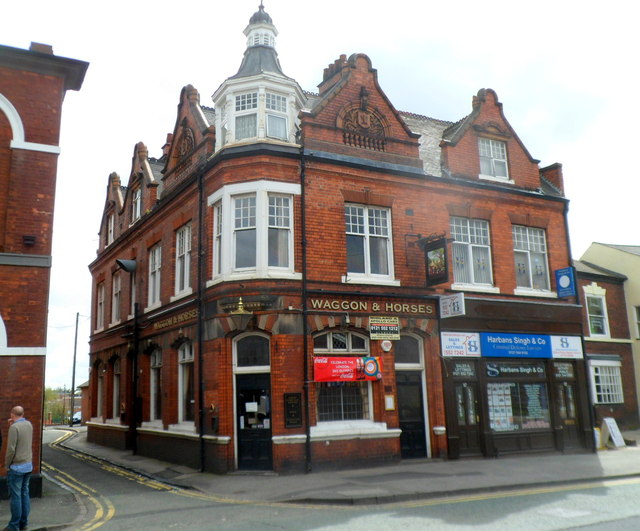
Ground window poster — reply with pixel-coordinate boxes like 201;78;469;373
488;381;551;432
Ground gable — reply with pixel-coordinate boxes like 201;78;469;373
162;84;216;190
300;53;422;170
441;89;542;190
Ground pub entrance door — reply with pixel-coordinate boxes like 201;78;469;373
396;371;427;458
236;373;272;470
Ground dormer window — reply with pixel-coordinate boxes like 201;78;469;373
479;138;508;180
235;92;258;140
266;92;287;140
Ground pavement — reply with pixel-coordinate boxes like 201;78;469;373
9;426;640;530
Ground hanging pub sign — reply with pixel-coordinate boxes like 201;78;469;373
424;237;449;286
314;356;383;382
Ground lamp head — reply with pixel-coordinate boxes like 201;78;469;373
116;259;137;273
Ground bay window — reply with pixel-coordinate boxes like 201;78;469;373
235;92;258;140
209;180;299;281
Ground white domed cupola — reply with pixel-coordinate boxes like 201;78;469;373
211;3;306;151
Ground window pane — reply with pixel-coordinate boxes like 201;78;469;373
531;252;549;290
369;236;389;275
317;382;366;421
268;228;288;267
514;250;531;288
235;229;256;268
347;234;365;273
237;335;270;366
236;113;257;140
471;245;491;284
452;242;471;284
395;336;420;364
267;114;287;140
332;333;347;350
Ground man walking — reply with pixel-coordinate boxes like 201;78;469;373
4;406;33;531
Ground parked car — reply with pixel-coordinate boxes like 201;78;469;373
72;411;82;425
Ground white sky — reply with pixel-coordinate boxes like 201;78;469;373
3;0;639;389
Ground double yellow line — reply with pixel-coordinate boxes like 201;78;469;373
41;460;115;530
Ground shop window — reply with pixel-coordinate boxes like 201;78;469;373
208;181;299;282
150;349;162;421
178;342;195;423
148;244;162;309
314;331;371;422
345;204;394;283
486;361;551;432
478;137;508;180
450;216;493;287
174;224;192;297
512;225;550;292
590;360;623;404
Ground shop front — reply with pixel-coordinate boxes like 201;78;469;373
441;329;593;458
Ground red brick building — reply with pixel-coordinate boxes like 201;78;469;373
574;259;639;430
87;5;593;473
0;42;87;496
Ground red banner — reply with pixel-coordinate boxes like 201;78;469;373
313;356;383;382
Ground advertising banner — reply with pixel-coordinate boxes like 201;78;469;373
314;356;383;382
481;333;552;359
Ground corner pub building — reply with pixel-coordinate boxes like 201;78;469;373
87;4;593;473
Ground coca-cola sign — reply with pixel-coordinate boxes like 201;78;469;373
313;356;382;382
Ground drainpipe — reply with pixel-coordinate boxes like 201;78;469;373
197;165;207;471
300;148;312;473
563;199;596;452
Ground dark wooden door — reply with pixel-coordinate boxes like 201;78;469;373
455;382;482;455
396;371;427;458
557;381;581;448
236;373;272;470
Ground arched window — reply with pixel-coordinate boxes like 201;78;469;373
394;335;422;366
314;331;371;422
236;335;270;369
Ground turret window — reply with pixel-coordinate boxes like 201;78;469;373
236;92;258;140
266;92;287;140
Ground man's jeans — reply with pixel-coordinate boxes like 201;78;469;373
7;469;30;530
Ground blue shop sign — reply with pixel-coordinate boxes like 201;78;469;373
480;332;552;358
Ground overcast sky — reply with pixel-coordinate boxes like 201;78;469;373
4;0;638;389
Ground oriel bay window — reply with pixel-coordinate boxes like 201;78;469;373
512;225;550;292
314;331;372;422
266;92;287;140
208;181;300;281
450;216;493;287
345;204;395;283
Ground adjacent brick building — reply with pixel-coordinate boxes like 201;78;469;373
87;5;593;473
0;42;87;496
